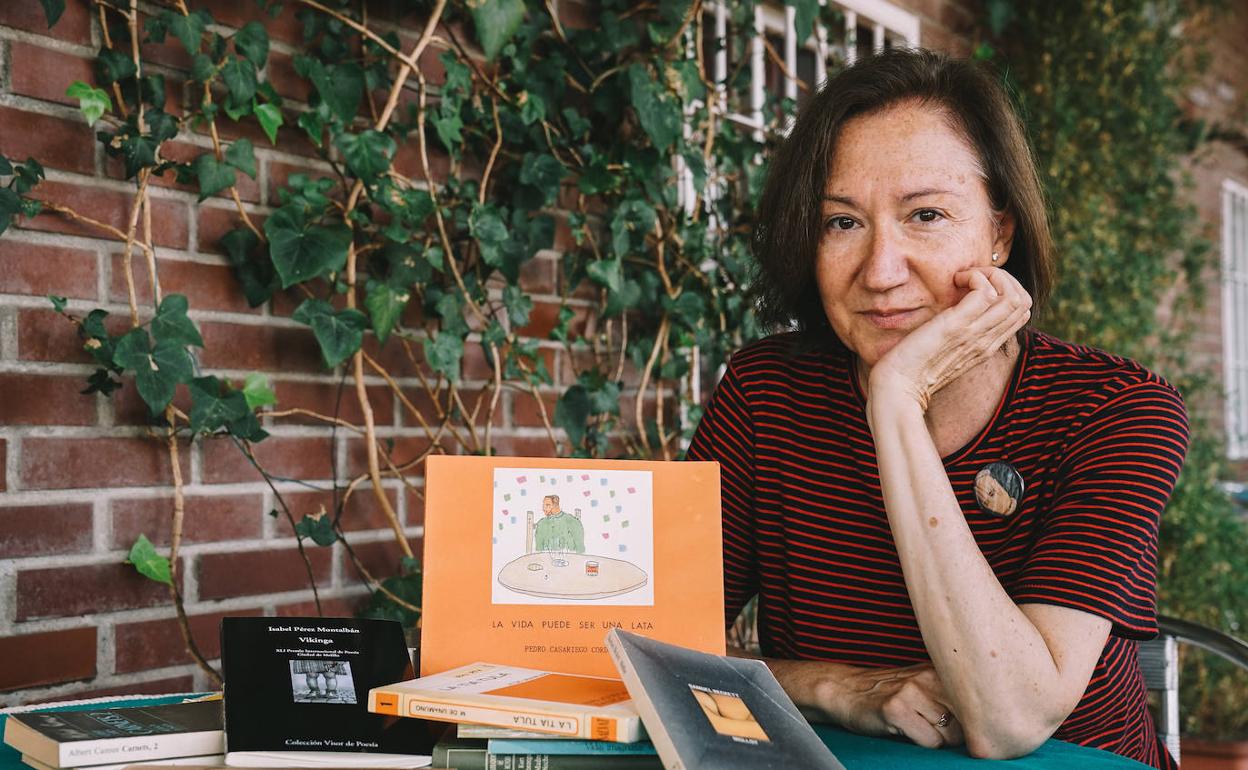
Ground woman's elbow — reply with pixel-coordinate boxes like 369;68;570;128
961;712;1059;760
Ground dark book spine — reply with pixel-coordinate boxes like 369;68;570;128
485;755;664;770
431;744;486;770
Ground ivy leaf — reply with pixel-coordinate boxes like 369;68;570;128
518;90;547;126
165;10;209;55
220;57;258;118
126;534;172;585
188;376;250;434
306;60;364;124
470;0;526;62
264;206;352;288
292;298;368;368
82;368;123;396
586;257;623;294
0;156;12;175
336;130;397;181
255;103;283;145
628;64;680;150
152;293;204;348
519;153;565;207
502;285;533;328
233;21;270;68
423;331;463;383
242;372;277;409
95;49;137;85
113;329;193;414
431;111;463;155
786;0;819;45
470;204;509;268
38;0;65;27
65;81;111;127
555;384;590;448
365;280;408;345
0;189;21;236
192;153;236;201
295;512;338;546
48;295;68;313
224;138;257;179
221;227;277;307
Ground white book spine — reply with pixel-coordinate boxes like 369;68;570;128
54;732;224;769
605;630;684;770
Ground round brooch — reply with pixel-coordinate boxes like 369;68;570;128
974;461;1025;517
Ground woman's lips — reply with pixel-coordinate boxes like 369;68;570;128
861;308;920;329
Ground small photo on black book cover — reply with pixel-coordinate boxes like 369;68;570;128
220;616;431;766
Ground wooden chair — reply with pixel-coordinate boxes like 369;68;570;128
1139;615;1248;763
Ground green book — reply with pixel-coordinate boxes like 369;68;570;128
431;736;662;770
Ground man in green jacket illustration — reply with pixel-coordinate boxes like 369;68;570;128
534;494;585;554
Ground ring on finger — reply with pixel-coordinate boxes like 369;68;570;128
936;712;950;728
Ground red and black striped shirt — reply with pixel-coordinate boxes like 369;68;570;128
687;329;1189;769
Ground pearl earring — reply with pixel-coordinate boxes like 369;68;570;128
991;252;999;263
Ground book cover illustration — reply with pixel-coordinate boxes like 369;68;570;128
492;468;654;605
369;663;644;742
605;629;846;770
421;456;725;679
220;617;430;764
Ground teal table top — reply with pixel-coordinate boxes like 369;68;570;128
1;695;1151;769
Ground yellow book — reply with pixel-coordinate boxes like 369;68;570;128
368;663;645;743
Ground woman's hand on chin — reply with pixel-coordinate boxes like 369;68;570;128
867;267;1032;412
828;663;964;749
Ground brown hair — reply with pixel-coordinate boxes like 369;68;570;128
751;48;1054;344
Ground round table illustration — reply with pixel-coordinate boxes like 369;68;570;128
497;552;648;600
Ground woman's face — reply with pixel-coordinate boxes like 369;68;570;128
815;100;1015;367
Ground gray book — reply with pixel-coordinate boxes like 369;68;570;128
605;629;846;770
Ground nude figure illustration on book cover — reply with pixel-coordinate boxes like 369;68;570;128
490;468;654;606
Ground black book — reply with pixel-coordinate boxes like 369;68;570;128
220;617;432;768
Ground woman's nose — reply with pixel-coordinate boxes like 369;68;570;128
859;225;910;292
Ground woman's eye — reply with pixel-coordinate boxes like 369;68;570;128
914;209;943;223
826;216;857;231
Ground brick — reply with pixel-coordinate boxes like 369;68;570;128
109;253;258;315
271;380;396;427
0;2;92;45
265;52;314;104
111;382;192;427
0;240;98;299
462;342;556;384
512;390;560;431
20;436;192;490
344;435;431;479
114;608;262;674
8;42;94;107
0;503;94;558
27;182;189;250
197;321;323;373
196;205;267;255
17;307;96;363
392;135;451;184
0;107;95;175
200;0;303;45
0;373;97;425
518;301;564;338
0;440;6;492
405;488;425;528
0;627;96;692
201;435;335;484
281;486;400;535
34;676;197;706
111;494;264;548
197;546;332;601
276;596;363;618
16;561;179;620
518;254;558;295
350;538;422;583
107;141;261;203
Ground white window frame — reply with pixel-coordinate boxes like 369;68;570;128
1222;178;1248;459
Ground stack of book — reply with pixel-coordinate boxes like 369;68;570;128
368;630;845;770
3;697;225;770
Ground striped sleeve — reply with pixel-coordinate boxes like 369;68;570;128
1014;380;1189;639
686;354;758;628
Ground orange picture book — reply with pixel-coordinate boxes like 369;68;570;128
419;455;725;679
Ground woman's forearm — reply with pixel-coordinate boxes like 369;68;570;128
866;393;1076;756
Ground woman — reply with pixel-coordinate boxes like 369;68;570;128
687;49;1188;769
